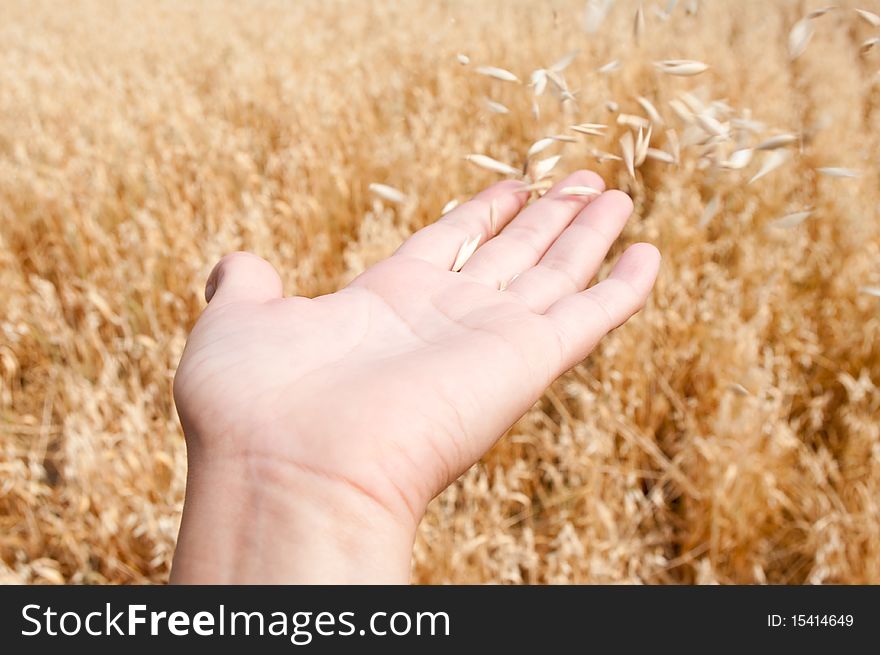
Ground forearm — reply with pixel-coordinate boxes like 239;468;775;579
170;455;415;584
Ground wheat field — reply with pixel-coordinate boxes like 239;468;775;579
1;0;879;584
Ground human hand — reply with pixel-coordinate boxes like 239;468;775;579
171;170;660;583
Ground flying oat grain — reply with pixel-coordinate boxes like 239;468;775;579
583;0;613;33
635;125;653;166
668;99;694;123
768;210;812;229
728;383;751;396
634;4;646;42
474;66;520;83
597;59;622;74
732;116;767;133
636;96;664;125
756;134;798;150
807;6;836;19
531;154;562;180
749;150;789;184
550;50;579;72
699;194;721;227
485;98;510;114
789;17;814;59
654;59;709;76
368;183;406;204
591;150;623;163
527;137;556;158
855;8;880;27
680;91;707;114
618;113;651;130
545;69;567;92
457;53;470;65
720;148;753;170
859;286;880;297
696;112;727;138
711;99;735;116
560;89;578;105
531;69;548;96
861;37;879;55
465;154;521;176
817;167;861;178
646;147;675;163
570;123;607;136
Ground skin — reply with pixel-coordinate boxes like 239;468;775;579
171;170;661;583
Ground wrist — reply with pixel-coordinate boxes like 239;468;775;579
170;452;416;584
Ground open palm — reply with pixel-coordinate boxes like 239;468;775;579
173;170;660;531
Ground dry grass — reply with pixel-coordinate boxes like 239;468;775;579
1;0;879;584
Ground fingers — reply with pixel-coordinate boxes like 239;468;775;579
505;190;634;312
204;251;283;307
394;180;529;268
545;243;660;371
459;170;606;287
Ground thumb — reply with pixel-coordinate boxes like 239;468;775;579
204;251;283;306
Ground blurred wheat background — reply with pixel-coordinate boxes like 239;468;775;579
1;0;879;584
